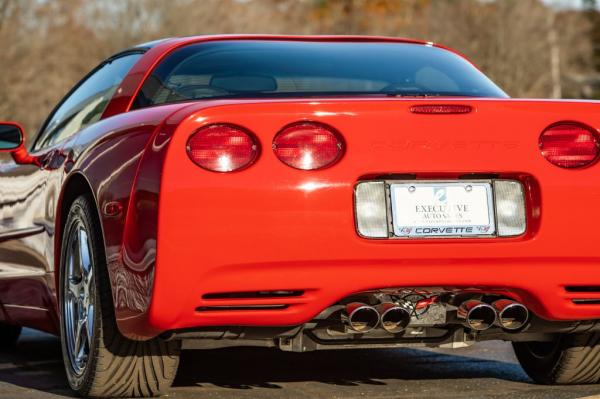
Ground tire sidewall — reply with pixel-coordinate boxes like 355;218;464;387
59;197;102;392
513;337;563;384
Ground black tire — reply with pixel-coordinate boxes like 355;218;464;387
59;195;180;398
0;322;21;350
513;333;600;384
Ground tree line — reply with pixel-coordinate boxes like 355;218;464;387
0;0;598;137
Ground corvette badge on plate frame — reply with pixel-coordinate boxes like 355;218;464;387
390;181;496;238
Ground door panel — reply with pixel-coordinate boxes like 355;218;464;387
0;150;60;331
0;155;50;272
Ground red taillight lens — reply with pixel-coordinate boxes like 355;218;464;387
187;124;258;172
539;122;599;168
273;122;344;170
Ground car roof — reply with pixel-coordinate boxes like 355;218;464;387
130;34;433;50
121;34;471;66
132;38;173;50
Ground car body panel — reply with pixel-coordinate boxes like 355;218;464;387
66;103;195;338
0;136;71;333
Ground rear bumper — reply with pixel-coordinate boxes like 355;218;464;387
148;257;600;332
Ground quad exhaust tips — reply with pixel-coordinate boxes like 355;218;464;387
492;299;529;330
343;302;411;334
458;299;529;331
458;300;497;331
378;302;411;334
344;302;380;333
343;298;529;334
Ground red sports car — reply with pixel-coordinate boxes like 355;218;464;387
0;35;599;397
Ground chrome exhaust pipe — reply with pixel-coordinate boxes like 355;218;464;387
378;302;411;334
493;299;529;331
343;302;380;333
458;300;497;331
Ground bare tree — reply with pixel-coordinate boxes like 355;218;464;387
0;0;595;136
0;0;9;32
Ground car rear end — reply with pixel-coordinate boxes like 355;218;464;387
149;98;600;337
131;38;600;349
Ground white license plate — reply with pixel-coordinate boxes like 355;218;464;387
390;182;495;237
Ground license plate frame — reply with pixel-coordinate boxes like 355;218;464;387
389;181;496;238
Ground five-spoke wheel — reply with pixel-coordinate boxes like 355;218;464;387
63;223;95;375
59;195;180;397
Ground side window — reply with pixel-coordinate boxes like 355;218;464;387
33;53;142;151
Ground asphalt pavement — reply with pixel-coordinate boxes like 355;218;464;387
0;329;599;399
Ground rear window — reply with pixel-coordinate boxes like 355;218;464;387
134;40;507;108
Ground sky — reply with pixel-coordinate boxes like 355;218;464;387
543;0;597;8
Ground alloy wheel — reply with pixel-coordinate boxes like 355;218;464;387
63;222;95;376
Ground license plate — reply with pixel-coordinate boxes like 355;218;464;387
390;182;495;237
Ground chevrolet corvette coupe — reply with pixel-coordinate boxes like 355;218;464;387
0;35;599;397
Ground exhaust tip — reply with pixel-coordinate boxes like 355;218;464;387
379;303;411;334
458;300;496;331
493;300;529;331
345;302;380;333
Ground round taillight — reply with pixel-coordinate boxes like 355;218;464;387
272;122;344;170
186;124;259;172
539;122;599;169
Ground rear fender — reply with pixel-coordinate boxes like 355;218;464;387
63;104;191;340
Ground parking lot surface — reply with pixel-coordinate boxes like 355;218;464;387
0;329;599;398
